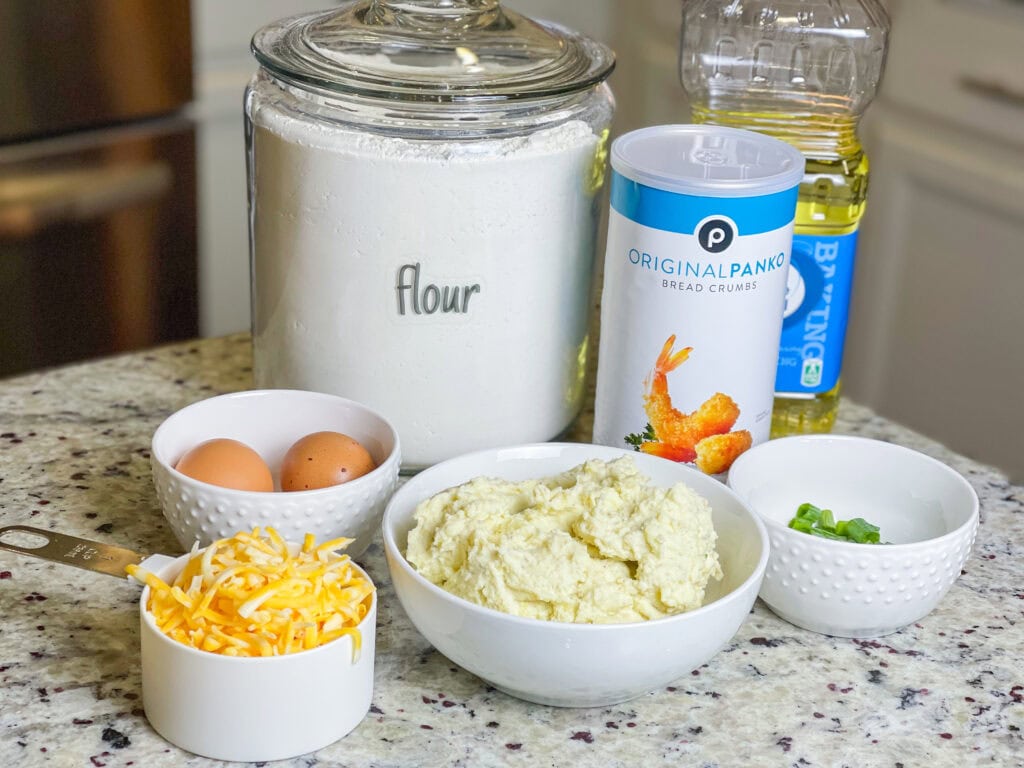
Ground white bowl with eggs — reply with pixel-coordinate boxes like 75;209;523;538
136;541;376;762
726;435;980;638
382;443;769;708
151;389;400;556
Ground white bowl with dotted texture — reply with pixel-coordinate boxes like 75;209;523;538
151;390;400;557
383;443;769;708
726;435;979;638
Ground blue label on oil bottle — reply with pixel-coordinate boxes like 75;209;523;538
774;230;859;394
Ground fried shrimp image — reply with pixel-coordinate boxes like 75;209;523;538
695;431;753;475
640;336;695;461
628;334;752;474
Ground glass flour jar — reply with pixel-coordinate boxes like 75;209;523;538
246;0;614;470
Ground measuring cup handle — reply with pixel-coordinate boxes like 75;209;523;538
0;524;148;579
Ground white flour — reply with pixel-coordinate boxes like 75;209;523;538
248;85;603;468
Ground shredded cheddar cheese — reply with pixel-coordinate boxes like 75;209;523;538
127;527;373;659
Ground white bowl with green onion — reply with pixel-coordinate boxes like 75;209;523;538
726;435;979;638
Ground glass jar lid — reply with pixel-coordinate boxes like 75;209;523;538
251;0;615;103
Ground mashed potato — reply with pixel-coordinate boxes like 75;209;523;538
405;457;722;624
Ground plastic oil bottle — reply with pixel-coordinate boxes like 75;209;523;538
679;0;890;435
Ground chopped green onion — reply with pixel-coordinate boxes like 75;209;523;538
845;518;880;544
818;508;836;530
795;503;823;523
787;503;886;544
789;517;814;534
808;528;847;540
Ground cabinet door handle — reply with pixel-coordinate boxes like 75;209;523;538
959;75;1024;110
0;162;171;239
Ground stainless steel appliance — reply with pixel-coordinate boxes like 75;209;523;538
0;0;197;377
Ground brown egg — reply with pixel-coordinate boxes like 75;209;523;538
175;438;274;492
280;431;376;492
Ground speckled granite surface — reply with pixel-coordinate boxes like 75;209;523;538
0;334;1021;767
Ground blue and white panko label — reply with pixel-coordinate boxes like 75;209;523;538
594;170;798;473
775;230;859;394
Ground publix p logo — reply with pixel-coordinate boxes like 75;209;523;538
697;217;735;254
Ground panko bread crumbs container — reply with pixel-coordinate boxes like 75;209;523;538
594;125;803;476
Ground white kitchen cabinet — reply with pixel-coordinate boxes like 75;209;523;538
191;0;335;338
844;0;1024;482
845;108;1024;482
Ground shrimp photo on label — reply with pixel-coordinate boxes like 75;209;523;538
695;431;752;475
633;333;752;475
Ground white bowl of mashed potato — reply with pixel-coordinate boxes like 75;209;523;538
382;443;768;707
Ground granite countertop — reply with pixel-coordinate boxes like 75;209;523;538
0;334;1021;767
